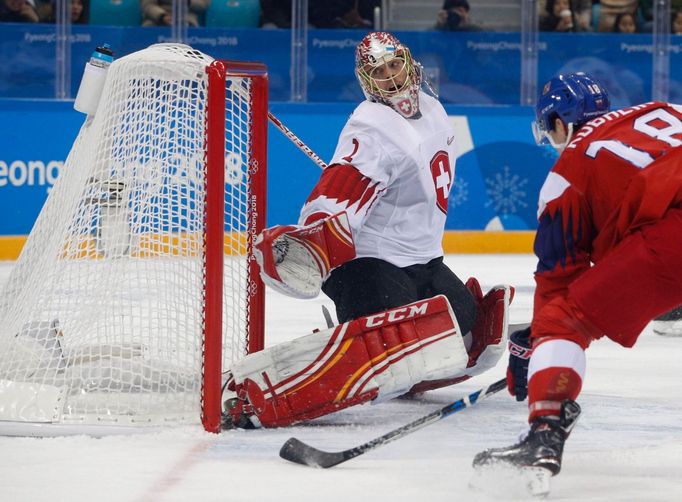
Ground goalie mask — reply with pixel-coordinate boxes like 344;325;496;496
355;32;423;119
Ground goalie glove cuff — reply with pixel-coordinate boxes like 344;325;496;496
254;212;356;299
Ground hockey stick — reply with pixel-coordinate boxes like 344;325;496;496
268;111;328;170
321;305;335;329
279;377;507;468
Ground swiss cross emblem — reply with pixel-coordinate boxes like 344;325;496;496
398;99;412;115
430;150;452;214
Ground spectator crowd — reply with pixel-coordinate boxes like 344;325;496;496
1;0;681;35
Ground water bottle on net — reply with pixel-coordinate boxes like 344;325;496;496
74;44;115;116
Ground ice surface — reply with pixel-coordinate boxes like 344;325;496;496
0;254;680;502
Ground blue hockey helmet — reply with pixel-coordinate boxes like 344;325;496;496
532;72;610;146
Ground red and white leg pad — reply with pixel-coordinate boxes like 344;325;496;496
465;281;513;376
407;278;513;394
224;295;469;427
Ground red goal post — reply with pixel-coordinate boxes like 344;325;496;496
204;59;267;432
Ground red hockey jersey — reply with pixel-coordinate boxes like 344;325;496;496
534;101;682;314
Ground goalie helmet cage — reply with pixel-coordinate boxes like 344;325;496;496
0;44;267;435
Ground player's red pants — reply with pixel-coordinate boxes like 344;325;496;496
533;206;682;349
527;207;682;420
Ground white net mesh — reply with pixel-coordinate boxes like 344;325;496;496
0;44;262;432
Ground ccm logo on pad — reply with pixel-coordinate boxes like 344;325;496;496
364;302;429;328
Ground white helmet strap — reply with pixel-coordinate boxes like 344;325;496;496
548;122;575;151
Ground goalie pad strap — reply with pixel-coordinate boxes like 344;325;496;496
229;295;469;427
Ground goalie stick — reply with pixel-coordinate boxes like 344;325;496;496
268;111;328;170
279;377;507;468
321;305;335;329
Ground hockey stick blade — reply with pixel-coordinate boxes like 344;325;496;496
279;378;507;468
280;438;349;468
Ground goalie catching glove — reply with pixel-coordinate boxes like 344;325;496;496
253;212;356;299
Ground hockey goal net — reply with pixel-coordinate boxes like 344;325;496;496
0;44;267;435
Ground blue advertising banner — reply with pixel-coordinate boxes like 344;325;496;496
2;25;681;106
445;108;557;231
0;100;81;234
0;99;552;238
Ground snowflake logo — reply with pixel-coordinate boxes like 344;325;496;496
448;177;469;209
484;165;528;214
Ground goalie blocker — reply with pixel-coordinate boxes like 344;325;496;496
223;289;511;428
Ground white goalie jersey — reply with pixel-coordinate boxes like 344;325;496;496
299;91;457;268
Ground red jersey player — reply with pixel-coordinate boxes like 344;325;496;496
473;72;682;491
221;32;512;429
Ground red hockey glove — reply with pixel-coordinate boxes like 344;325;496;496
254;212;356;299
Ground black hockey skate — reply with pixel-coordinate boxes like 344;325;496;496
473;400;581;476
652;305;682;336
654;305;682;322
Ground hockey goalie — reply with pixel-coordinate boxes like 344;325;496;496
222;32;513;428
